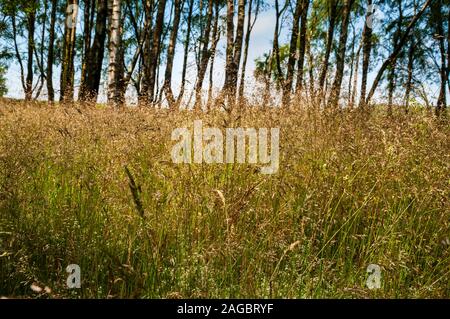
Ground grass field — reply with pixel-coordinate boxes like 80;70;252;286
0;101;449;298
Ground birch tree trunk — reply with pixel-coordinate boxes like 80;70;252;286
60;0;78;103
223;0;235;100
223;0;246;106
47;0;57;103
107;0;122;107
233;0;246;85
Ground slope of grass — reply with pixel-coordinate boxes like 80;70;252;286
0;102;449;298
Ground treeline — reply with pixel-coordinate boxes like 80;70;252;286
0;0;448;113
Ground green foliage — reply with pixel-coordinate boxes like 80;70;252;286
255;44;290;84
0;65;7;96
0;49;11;97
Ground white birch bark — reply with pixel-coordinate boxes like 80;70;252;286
107;0;122;106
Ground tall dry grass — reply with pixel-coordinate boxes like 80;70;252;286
0;100;449;298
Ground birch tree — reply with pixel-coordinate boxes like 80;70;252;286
107;0;123;107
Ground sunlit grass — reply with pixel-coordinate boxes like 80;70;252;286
0;101;449;298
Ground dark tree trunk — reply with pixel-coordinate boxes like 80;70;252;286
79;0;108;103
146;0;167;105
433;0;447;114
387;0;403;115
60;0;79;103
163;0;183;109
283;0;303;106
358;0;373;108
404;39;416;113
296;0;310;96
25;4;36;101
327;0;354;109
317;0;337;103
447;8;450;94
11;14;27;95
387;61;396;114
224;0;235;97
306;34;315;103
139;0;154;105
271;0;285;92
34;0;48;100
80;0;94;92
233;0;246;87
